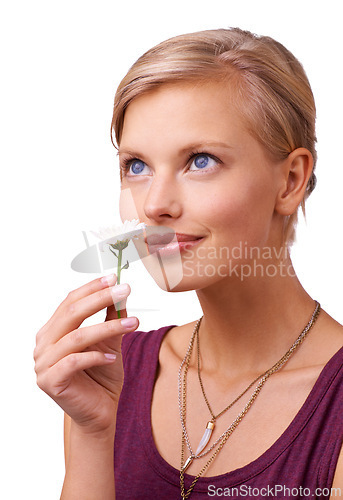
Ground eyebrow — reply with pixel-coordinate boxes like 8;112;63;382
179;142;234;154
117;141;233;157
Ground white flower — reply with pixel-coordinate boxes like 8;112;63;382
89;219;147;317
91;219;146;240
91;219;147;252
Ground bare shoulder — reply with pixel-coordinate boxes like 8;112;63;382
319;311;343;497
160;320;198;363
300;308;343;369
320;308;343;344
322;308;343;332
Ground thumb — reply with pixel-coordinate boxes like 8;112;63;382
105;303;127;321
105;282;129;321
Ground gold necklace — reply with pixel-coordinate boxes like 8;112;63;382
179;301;321;499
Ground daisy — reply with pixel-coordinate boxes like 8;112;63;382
91;219;146;317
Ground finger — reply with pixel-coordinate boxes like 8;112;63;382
38;274;118;336
62;283;131;331
37;351;118;398
40;283;131;346
105;304;127;321
64;274;118;304
41;317;139;369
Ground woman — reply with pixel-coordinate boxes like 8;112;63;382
34;28;343;499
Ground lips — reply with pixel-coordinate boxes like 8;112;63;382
175;233;203;242
145;233;175;246
145;232;202;246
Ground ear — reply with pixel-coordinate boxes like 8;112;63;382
275;148;314;216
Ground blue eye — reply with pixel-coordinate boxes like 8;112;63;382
131;160;146;174
121;159;150;176
189;154;218;171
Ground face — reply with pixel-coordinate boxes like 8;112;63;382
118;81;285;291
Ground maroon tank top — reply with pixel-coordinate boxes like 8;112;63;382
114;325;343;499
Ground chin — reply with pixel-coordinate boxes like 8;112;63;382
136;237;236;292
150;262;230;293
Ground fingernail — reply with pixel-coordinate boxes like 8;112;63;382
101;274;117;286
121;317;137;329
104;353;116;361
110;283;130;301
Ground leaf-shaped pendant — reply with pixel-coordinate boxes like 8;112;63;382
195;421;215;456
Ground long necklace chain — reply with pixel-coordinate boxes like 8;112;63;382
179;301;321;499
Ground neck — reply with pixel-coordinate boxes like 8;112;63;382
195;258;316;379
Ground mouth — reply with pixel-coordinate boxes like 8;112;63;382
144;232;204;257
145;232;203;246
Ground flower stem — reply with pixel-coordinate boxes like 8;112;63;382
116;249;122;319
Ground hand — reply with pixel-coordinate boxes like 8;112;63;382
34;274;138;434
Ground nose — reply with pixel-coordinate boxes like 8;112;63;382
143;173;182;222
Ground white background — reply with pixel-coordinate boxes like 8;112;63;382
1;1;342;498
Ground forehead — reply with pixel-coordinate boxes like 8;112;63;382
120;81;248;148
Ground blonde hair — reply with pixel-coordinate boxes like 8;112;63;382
111;28;317;247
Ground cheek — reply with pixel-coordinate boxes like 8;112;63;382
202;176;275;245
